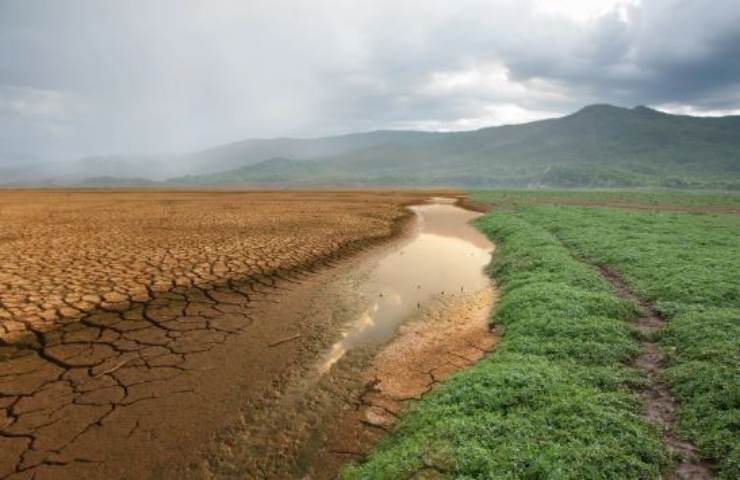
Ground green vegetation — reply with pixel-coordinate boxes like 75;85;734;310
345;190;738;478
663;308;739;477
162;105;740;189
342;210;667;479
512;205;739;478
469;189;740;213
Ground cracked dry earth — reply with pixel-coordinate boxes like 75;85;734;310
0;189;429;480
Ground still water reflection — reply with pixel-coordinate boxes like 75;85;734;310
318;199;493;373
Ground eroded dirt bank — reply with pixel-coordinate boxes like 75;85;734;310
0;191;496;479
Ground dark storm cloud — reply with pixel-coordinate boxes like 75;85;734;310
0;0;738;162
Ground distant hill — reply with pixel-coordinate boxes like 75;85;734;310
79;176;159;187
166;105;740;189
63;130;440;182
180;130;441;174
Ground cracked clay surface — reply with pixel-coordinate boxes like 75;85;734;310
0;190;428;479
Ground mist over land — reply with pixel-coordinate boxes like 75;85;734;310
109;105;740;189
5;104;738;189
1;0;740;188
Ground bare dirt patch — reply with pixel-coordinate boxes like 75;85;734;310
598;266;713;480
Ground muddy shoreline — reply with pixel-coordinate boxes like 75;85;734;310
1;193;496;480
200;199;496;479
1;192;424;480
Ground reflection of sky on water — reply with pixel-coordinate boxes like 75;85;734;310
318;202;493;374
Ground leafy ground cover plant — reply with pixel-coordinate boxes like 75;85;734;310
515;205;739;479
469;189;740;214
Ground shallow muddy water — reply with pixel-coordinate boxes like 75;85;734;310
203;198;495;479
319;199;492;372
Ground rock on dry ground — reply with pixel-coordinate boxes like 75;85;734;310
0;189;429;480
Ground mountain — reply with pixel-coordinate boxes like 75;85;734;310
180;130;441;174
61;130;440;182
6;104;739;188
168;105;740;189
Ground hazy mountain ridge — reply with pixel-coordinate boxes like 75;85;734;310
4;105;740;188
167;105;740;189
181;130;442;174
61;131;440;183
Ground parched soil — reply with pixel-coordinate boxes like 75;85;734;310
0;190;427;343
0;189;439;479
597;266;713;479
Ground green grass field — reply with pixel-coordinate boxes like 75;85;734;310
343;190;739;479
512;205;739;478
469;189;740;213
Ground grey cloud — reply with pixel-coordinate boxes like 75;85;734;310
0;0;738;164
498;0;740;106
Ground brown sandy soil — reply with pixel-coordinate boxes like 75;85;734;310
0;189;444;479
366;288;496;401
598;266;713;480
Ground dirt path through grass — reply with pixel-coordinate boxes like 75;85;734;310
598;266;713;479
504;203;738;478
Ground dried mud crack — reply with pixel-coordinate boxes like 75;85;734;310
598;266;714;480
0;190;437;480
0;282;253;479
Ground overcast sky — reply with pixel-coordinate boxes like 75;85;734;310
1;0;739;161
